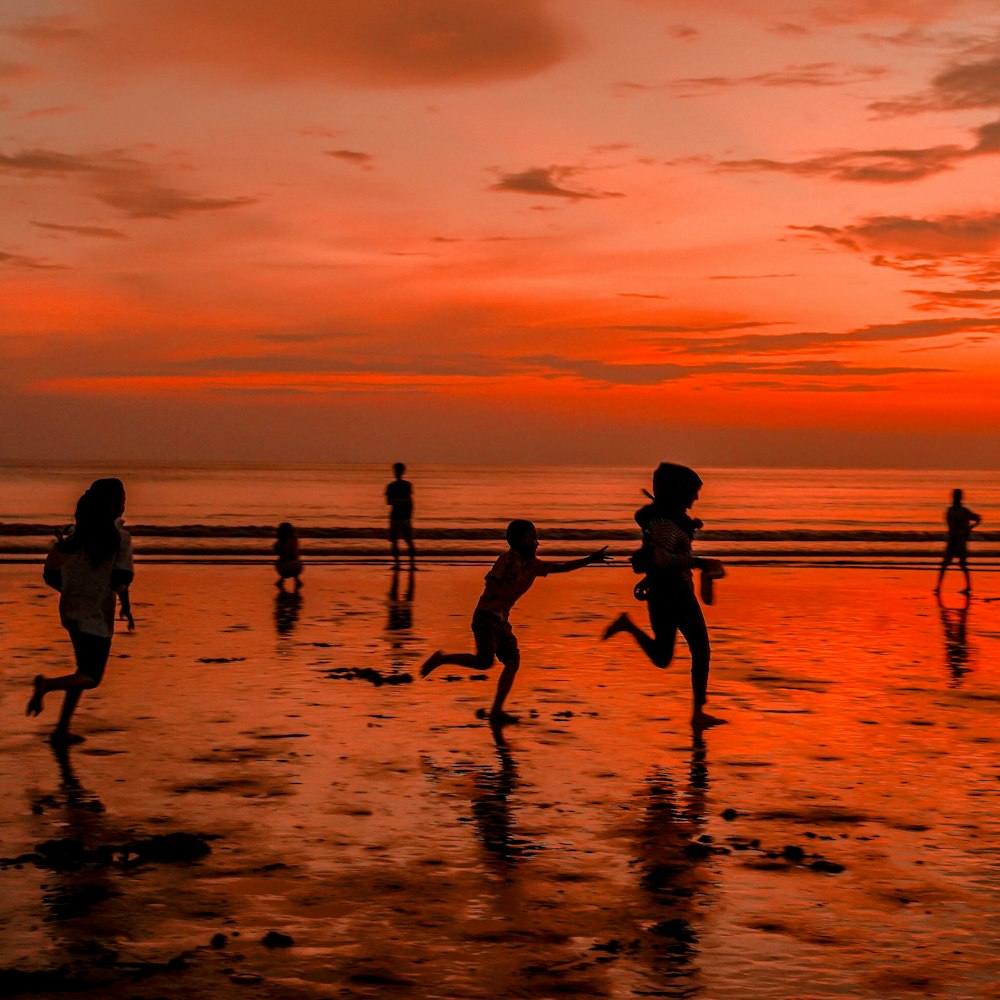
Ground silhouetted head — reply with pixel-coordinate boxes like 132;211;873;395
952;488;963;504
88;477;126;519
652;463;702;511
506;519;538;556
393;462;406;478
277;521;295;540
64;478;126;564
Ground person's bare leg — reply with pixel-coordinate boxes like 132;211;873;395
489;657;520;726
603;613;672;667
959;557;971;594
934;555;950;593
420;650;484;677
391;536;400;568
25;675;45;717
28;672;97;741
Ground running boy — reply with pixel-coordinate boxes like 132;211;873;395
420;519;608;726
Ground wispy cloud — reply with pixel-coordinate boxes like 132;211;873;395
491;166;623;201
636;317;1000;355
665;62;886;96
521;354;945;386
0;146;255;219
32;221;127;239
0;248;67;270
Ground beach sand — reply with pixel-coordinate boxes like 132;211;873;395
2;561;999;999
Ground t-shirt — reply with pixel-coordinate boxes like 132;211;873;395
475;549;550;620
647;516;695;582
45;525;134;638
946;504;979;542
386;480;413;522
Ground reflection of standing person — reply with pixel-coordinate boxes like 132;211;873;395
274;522;303;591
603;463;725;730
386;463;415;568
27;478;134;745
935;489;981;595
937;594;971;685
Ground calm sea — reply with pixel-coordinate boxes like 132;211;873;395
1;462;998;565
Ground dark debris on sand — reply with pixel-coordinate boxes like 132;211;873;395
1;831;215;871
322;666;413;687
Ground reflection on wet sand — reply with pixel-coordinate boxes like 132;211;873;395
273;589;302;639
386;566;415;667
633;734;712;996
937;594;971;685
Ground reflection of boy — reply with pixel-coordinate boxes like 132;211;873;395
935;489;981;595
420;519;608;726
386;462;415;567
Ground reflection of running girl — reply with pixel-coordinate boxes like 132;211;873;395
935;489;981;595
26;478;134;745
603;463;725;730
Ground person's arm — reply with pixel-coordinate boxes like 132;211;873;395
117;586;135;631
970;510;982;526
43;546;64;592
542;547;609;574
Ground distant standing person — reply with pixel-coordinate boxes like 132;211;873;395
420;519;608;726
386;462;415;568
26;478;135;745
603;463;726;730
274;522;303;591
935;489;981;595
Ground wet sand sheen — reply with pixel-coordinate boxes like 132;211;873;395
2;563;999;999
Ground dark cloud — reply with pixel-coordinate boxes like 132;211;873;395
870;51;1000;116
0;146;255;219
639;317;1000;355
33;221;127;239
794;211;1000;287
326;149;375;170
59;1;571;87
717;141;969;184
490;166;623;201
907;288;1000;312
0;248;66;270
667;25;699;41
520;353;943;386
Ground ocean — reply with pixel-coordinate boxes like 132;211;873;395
1;462;998;565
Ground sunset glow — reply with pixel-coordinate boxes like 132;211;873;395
3;0;1000;465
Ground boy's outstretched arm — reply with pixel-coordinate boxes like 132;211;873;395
546;547;610;574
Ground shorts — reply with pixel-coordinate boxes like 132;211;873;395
471;610;519;667
389;520;413;542
276;559;303;579
945;539;968;560
69;628;113;685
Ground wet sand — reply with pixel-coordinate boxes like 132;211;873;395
2;562;999;999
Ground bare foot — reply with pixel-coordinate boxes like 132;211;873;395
603;613;631;641
25;675;44;717
488;710;520;728
420;650;444;678
691;711;727;731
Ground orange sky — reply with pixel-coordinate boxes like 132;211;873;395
2;0;1000;466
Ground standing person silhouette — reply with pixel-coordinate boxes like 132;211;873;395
385;462;416;568
603;463;725;731
935;489;981;595
26;478;134;745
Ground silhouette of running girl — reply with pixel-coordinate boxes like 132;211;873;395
603;463;725;730
26;478;134;745
935;488;981;596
